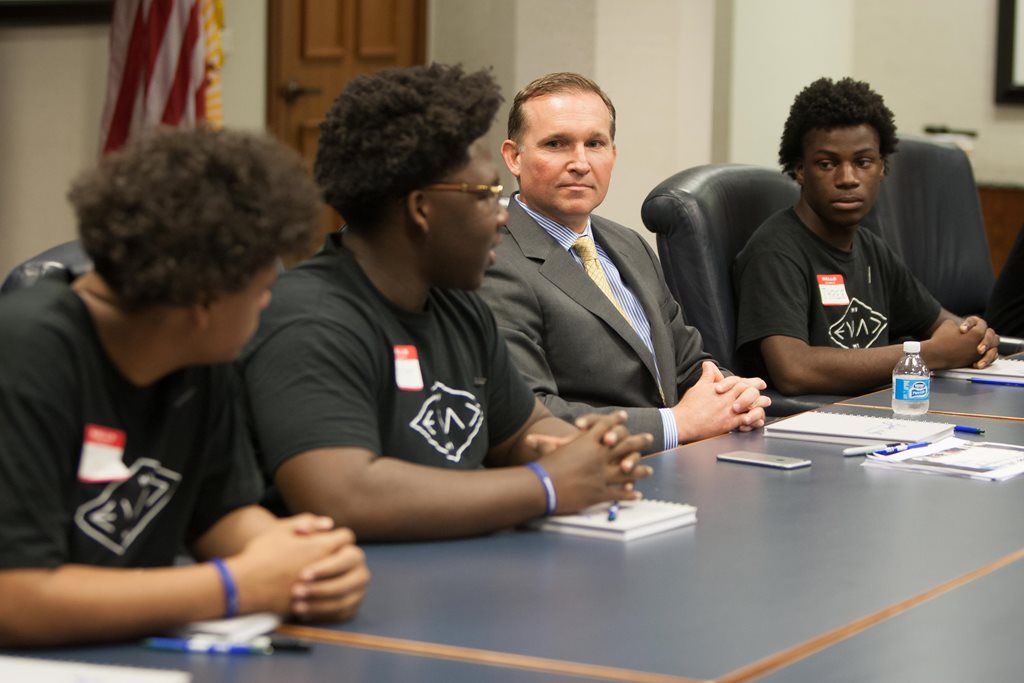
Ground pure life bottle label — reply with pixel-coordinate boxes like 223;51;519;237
893;377;929;401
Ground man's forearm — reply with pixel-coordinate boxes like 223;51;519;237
534;393;665;453
0;563;225;647
764;342;903;395
275;451;549;542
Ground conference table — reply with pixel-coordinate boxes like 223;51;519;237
7;377;1024;682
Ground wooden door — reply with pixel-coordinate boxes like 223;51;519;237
268;0;426;256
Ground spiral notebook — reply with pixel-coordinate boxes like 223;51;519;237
764;411;955;446
530;499;697;542
934;358;1024;381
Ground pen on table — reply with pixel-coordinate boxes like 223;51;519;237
607;501;619;522
252;635;313;653
969;378;1024;388
873;442;930;456
842;442;903;457
953;425;985;435
143;637;271;655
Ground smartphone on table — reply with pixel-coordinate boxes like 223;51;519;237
716;451;811;470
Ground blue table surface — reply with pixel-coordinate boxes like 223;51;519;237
761;557;1024;683
7;406;1024;682
312;406;1024;681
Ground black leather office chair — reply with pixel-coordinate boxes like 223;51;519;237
641;164;847;416
1;240;92;293
985;224;1024;339
863;135;993;317
864;135;1022;352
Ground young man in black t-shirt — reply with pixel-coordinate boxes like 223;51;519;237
0;129;369;647
733;77;1000;396
242;64;653;541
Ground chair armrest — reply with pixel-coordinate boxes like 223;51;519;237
998;336;1024;356
764;390;851;418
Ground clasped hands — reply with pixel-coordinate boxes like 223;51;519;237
675;361;770;442
524;411;654;513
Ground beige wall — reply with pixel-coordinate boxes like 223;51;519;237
0;0;264;277
3;0;1024;277
723;0;1024;183
219;0;268;131
853;0;1024;184
594;0;715;235
0;24;108;277
726;0;854;167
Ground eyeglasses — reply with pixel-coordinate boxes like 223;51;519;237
422;182;504;201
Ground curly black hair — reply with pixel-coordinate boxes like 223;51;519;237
314;63;503;228
69;127;319;310
779;77;898;179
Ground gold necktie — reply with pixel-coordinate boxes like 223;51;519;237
572;236;631;325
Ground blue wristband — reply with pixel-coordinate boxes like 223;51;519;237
211;558;239;618
526;461;557;516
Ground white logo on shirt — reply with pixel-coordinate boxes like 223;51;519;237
828;297;887;348
409;381;484;463
74;458;181;556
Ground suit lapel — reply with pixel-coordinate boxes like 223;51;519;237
506;201;664;396
592;217;672;400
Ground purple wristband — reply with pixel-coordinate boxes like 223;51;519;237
526;461;557;515
211;558;239;618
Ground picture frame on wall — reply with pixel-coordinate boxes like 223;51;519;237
997;0;1024;103
0;1;111;25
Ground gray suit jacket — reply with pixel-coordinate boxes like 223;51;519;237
478;199;717;450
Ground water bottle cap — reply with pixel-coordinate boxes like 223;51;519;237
903;340;921;353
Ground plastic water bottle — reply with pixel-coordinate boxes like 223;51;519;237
891;340;930;415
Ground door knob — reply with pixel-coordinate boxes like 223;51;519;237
281;79;322;104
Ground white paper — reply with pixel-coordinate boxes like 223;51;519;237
0;655;190;683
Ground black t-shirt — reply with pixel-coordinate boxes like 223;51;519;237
985;228;1024;338
241;233;536;480
733;208;940;373
0;282;262;570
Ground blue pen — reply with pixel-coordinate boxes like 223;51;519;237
953;425;985;435
969;378;1024;388
874;442;930;456
607;501;619;522
143;637;271;655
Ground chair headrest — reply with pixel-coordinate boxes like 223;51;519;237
1;241;92;294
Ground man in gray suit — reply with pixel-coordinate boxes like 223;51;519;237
479;73;769;454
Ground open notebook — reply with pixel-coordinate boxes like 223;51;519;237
530;499;696;542
765;411;955;446
934;358;1024;381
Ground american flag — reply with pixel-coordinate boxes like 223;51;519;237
99;0;224;155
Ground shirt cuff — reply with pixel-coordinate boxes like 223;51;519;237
659;408;678;451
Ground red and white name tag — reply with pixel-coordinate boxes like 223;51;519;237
78;424;131;483
816;274;850;306
394;345;424;391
